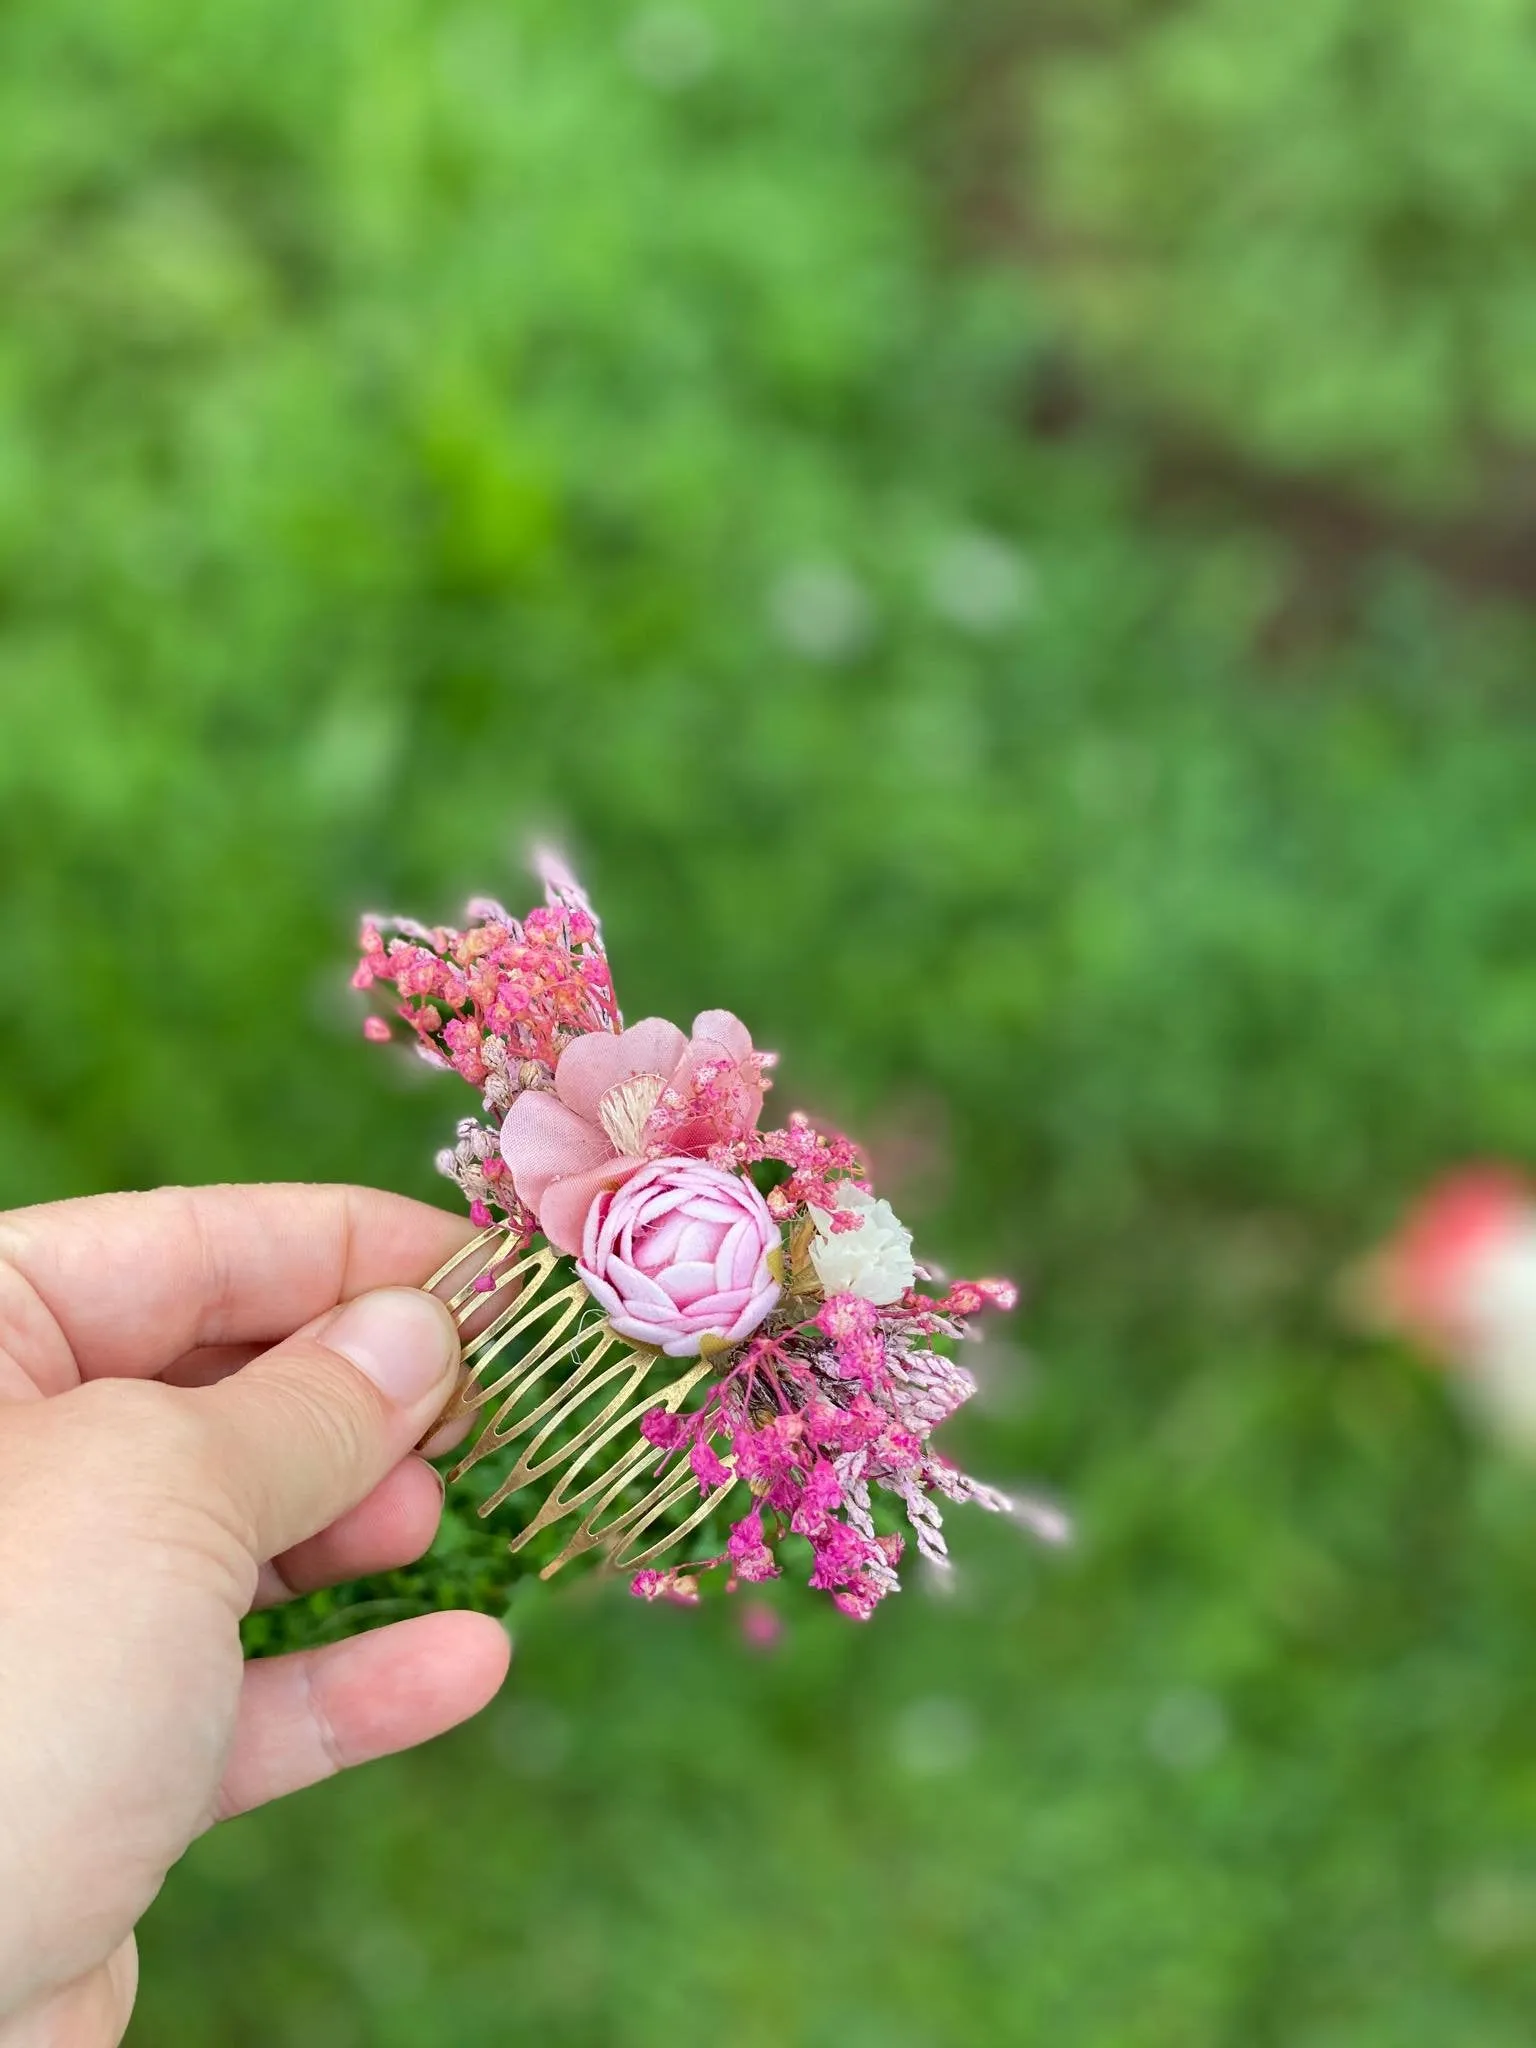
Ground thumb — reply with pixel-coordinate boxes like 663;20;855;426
193;1287;462;1562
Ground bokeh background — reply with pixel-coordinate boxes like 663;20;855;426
6;0;1536;2040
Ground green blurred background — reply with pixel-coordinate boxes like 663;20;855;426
6;0;1536;2039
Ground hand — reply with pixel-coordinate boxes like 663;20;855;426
0;1184;513;2047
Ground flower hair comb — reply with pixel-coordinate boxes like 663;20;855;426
353;852;1065;1616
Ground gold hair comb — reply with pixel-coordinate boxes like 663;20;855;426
426;1227;729;1580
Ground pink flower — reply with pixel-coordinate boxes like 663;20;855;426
789;1459;844;1539
807;1520;874;1591
630;1568;700;1606
738;1600;784;1650
639;1408;690;1451
499;1010;766;1254
578;1158;782;1357
690;1438;733;1489
733;1413;805;1509
831;1578;883;1622
728;1509;780;1583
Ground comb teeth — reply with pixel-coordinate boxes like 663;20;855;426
425;1228;732;1578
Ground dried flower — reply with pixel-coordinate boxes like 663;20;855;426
623;1253;1045;1617
810;1184;916;1304
354;851;619;1117
631;1568;701;1607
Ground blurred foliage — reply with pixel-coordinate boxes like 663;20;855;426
1002;0;1536;508
5;0;1536;2041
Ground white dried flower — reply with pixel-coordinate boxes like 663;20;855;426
810;1185;916;1305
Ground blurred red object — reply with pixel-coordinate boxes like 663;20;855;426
1360;1166;1536;1449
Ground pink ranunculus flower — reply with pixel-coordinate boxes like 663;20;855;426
499;1010;767;1254
577;1158;782;1357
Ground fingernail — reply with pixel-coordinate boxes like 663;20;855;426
325;1288;459;1409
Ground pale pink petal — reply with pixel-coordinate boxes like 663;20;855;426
677;1287;748;1320
689;1010;755;1061
639;1210;698;1271
555;1018;689;1123
727;1221;764;1291
542;1155;641;1256
604;1255;679;1315
623;1185;692;1258
610;1311;685;1350
676;1218;724;1264
725;1281;782;1341
665;1010;766;1143
657;1260;717;1306
635;1171;695;1208
714;1219;749;1293
626;1191;678;1261
577;1264;627;1321
581;1189;613;1264
590;1190;624;1263
501;1090;615;1210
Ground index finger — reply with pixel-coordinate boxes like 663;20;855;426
0;1184;477;1393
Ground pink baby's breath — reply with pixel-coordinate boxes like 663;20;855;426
629;1259;1036;1619
630;1568;701;1607
355;857;624;1230
727;1509;780;1583
355;866;621;1102
640;1408;689;1451
742;1111;867;1220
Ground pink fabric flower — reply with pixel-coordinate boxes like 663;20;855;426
499;1010;765;1253
578;1158;782;1357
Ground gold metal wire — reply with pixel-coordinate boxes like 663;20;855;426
423;1229;732;1578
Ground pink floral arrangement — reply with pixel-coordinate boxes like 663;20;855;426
354;852;1065;1618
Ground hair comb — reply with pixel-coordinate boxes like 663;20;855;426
355;852;1065;1615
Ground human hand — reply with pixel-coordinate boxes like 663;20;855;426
0;1184;513;2047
